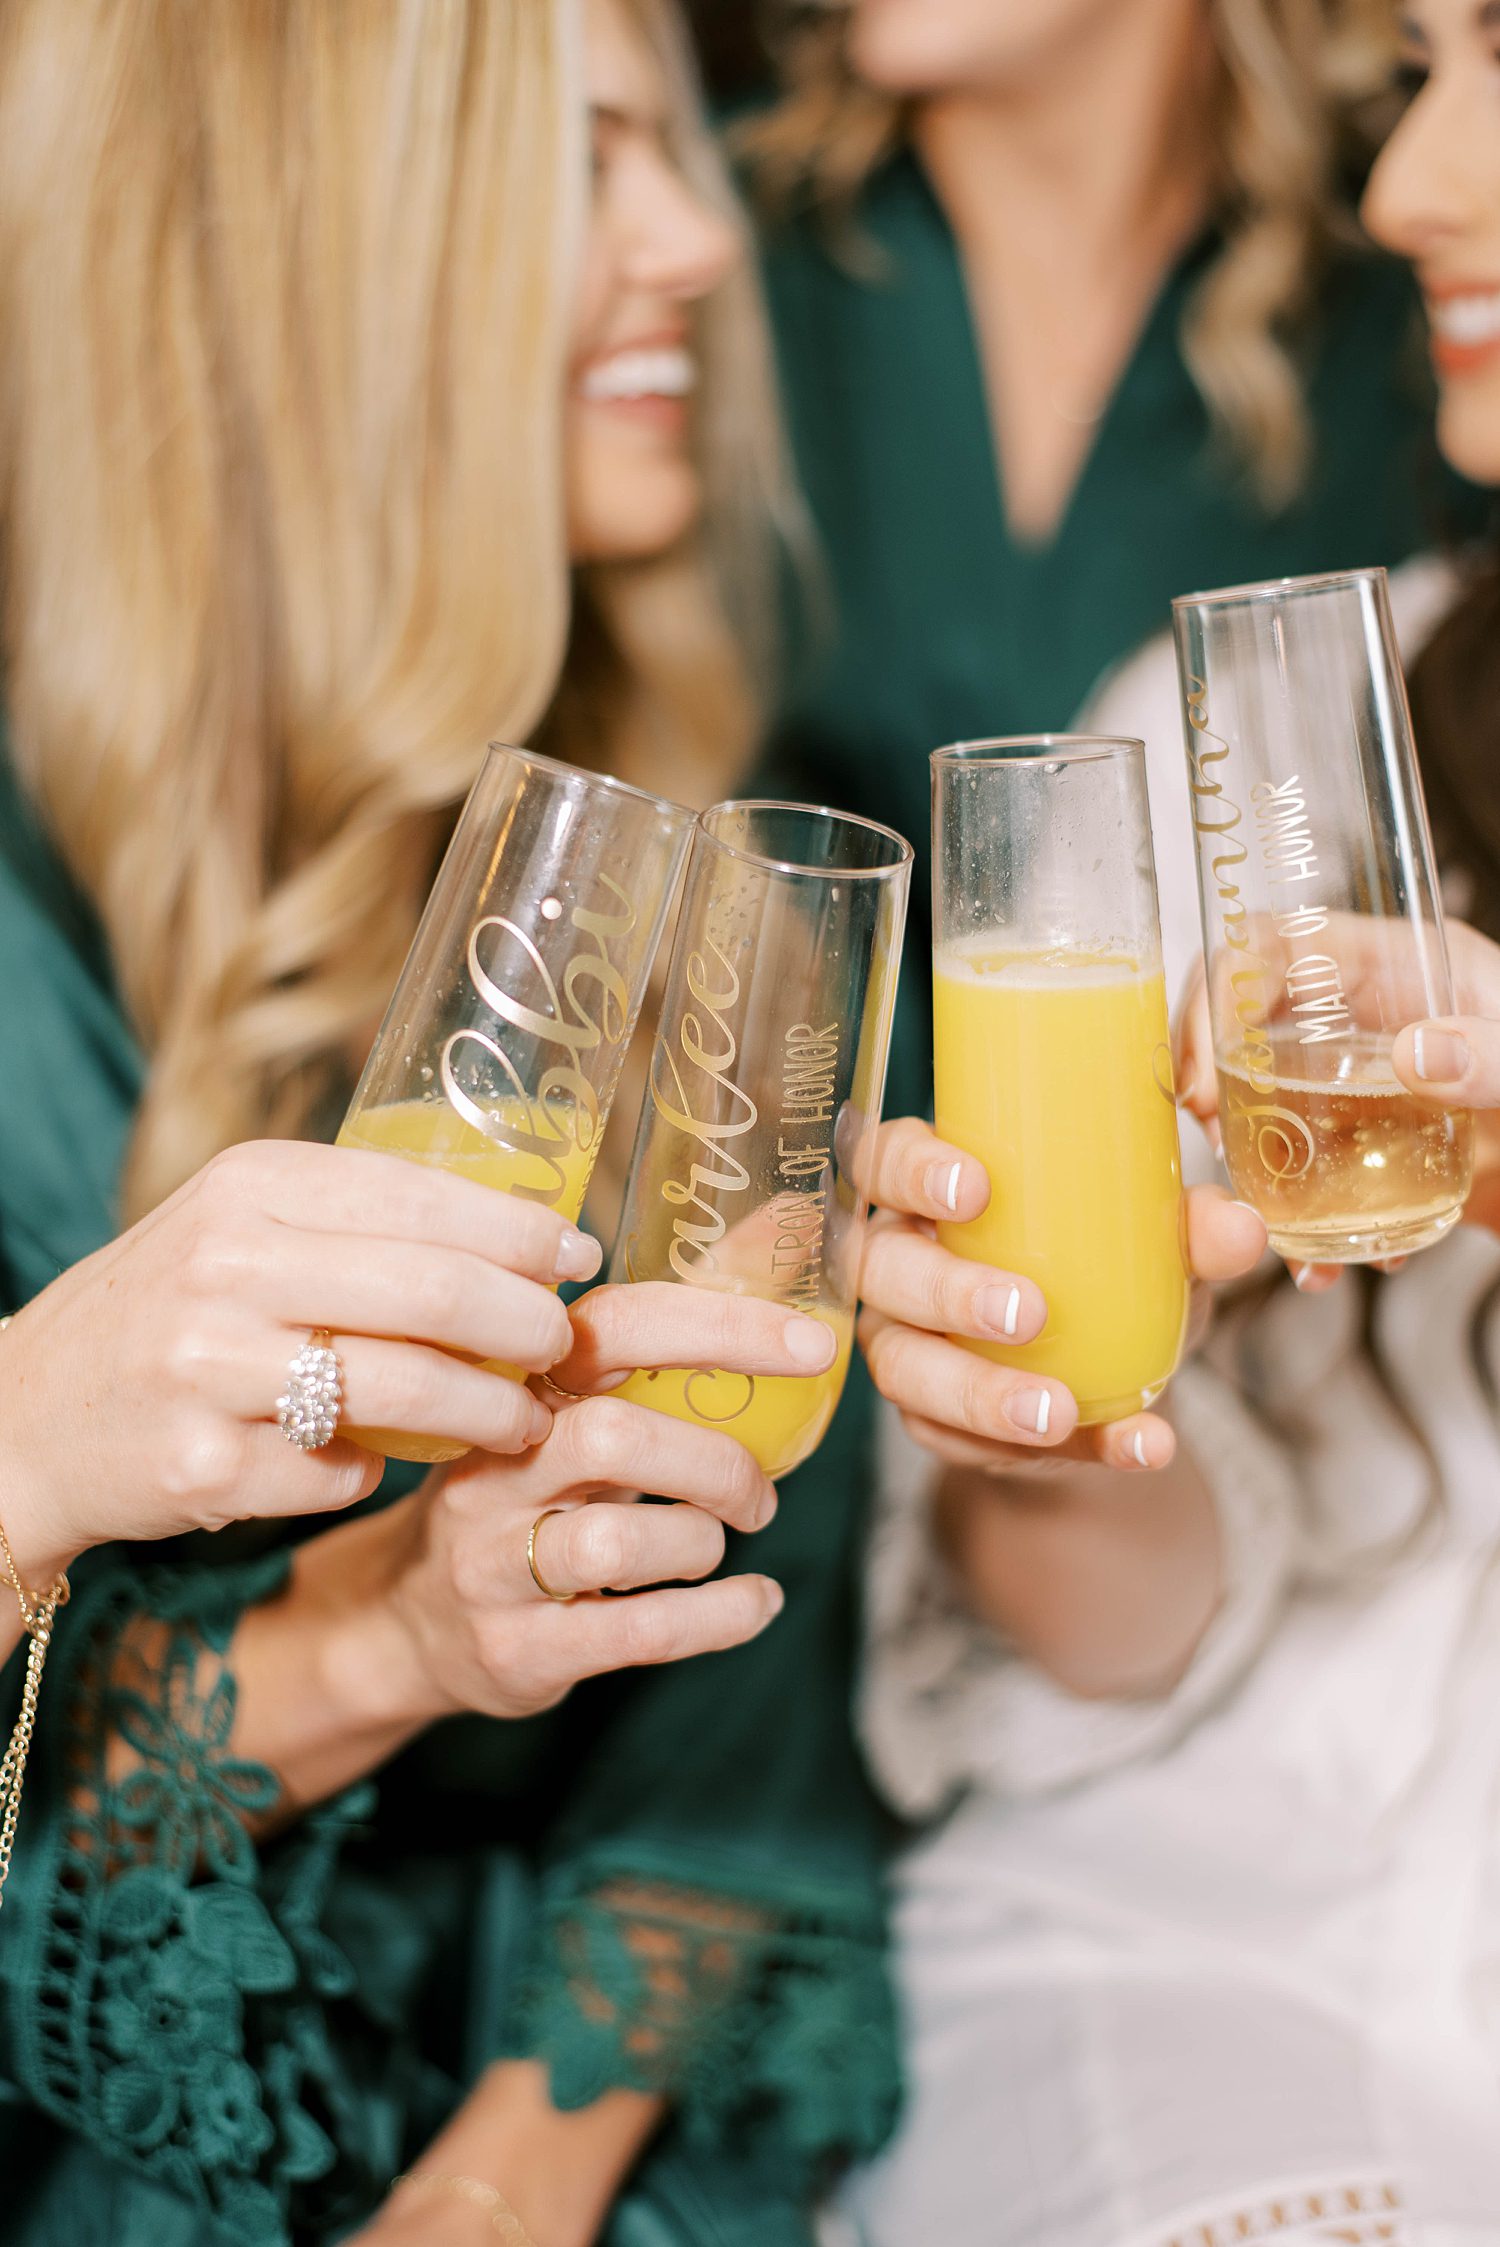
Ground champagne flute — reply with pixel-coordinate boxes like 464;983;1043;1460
1172;567;1474;1262
609;801;912;1478
932;735;1190;1425
339;743;695;1462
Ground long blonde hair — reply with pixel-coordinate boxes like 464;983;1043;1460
0;0;780;1219
744;0;1393;511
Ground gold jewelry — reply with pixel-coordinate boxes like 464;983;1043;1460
0;1313;71;1913
392;2171;539;2243
537;1368;592;1403
526;1508;577;1604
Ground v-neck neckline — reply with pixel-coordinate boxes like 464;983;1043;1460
896;151;1214;567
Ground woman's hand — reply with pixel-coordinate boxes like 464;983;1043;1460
854;1116;1265;1477
231;1282;820;1814
1176;918;1500;1285
0;1137;600;1588
340;2062;658;2247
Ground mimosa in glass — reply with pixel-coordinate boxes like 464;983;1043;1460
610;801;911;1479
931;737;1189;1425
337;744;694;1463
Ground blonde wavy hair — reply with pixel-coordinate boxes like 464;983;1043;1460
0;0;782;1220
744;0;1395;511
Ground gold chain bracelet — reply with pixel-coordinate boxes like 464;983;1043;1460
392;2173;539;2243
0;1313;70;1911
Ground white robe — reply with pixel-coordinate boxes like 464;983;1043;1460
835;561;1500;2247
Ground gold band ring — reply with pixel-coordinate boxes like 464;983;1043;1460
526;1509;577;1604
537;1369;593;1404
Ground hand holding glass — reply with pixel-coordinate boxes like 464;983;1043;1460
338;744;695;1461
1173;567;1474;1262
610;802;912;1477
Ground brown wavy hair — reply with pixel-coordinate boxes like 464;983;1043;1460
0;0;784;1220
741;0;1394;511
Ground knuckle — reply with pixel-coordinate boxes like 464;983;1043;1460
961;1362;1004;1434
448;1535;494;1609
534;1295;574;1365
163;1417;245;1505
565;1396;636;1481
182;1219;251;1299
722;1445;768;1522
409;1262;462;1335
683;1514;725;1578
571;1506;628;1588
862;1319;908;1402
616;1597;671;1666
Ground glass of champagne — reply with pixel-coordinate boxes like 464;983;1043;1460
339;743;696;1462
931;735;1190;1425
1172;567;1474;1262
609;801;913;1478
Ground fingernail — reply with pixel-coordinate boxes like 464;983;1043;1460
761;1580;786;1620
974;1283;1024;1339
754;1487;779;1531
783;1316;836;1370
1131;1430;1149;1468
554;1228;603;1283
1413;1026;1469;1084
925;1159;964;1214
525;1398;553;1445
1006;1387;1053;1437
1231;1200;1263;1222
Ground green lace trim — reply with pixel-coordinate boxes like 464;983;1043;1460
514;1856;901;2164
14;1561;375;2246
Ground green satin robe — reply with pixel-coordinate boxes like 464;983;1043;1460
0;749;899;2247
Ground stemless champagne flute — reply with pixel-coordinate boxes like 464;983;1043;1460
609;802;912;1479
1172;567;1474;1262
932;736;1190;1425
339;743;695;1462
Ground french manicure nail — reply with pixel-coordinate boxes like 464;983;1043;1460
925;1159;964;1214
1131;1430;1149;1468
783;1316;836;1370
1006;1387;1053;1437
975;1283;1024;1339
1413;1026;1469;1084
554;1227;603;1282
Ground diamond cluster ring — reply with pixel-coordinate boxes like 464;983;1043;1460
276;1331;344;1451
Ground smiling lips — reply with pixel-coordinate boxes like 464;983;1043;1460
1425;284;1500;376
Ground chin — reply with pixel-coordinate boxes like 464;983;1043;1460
851;16;963;93
1436;386;1500;493
569;461;702;567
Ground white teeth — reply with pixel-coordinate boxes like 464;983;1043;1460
1429;291;1500;346
580;346;696;402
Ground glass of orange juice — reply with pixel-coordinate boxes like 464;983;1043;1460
931;736;1190;1425
338;743;696;1462
610;802;912;1477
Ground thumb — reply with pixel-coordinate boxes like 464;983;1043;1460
1393;1018;1500;1110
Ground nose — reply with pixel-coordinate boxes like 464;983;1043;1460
624;157;741;303
1363;76;1486;260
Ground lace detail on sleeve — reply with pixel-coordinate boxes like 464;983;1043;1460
512;1859;899;2164
860;1364;1302;1816
11;1561;376;2247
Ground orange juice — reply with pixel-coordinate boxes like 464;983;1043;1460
933;946;1188;1423
613;1308;853;1479
336;1098;594;1463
